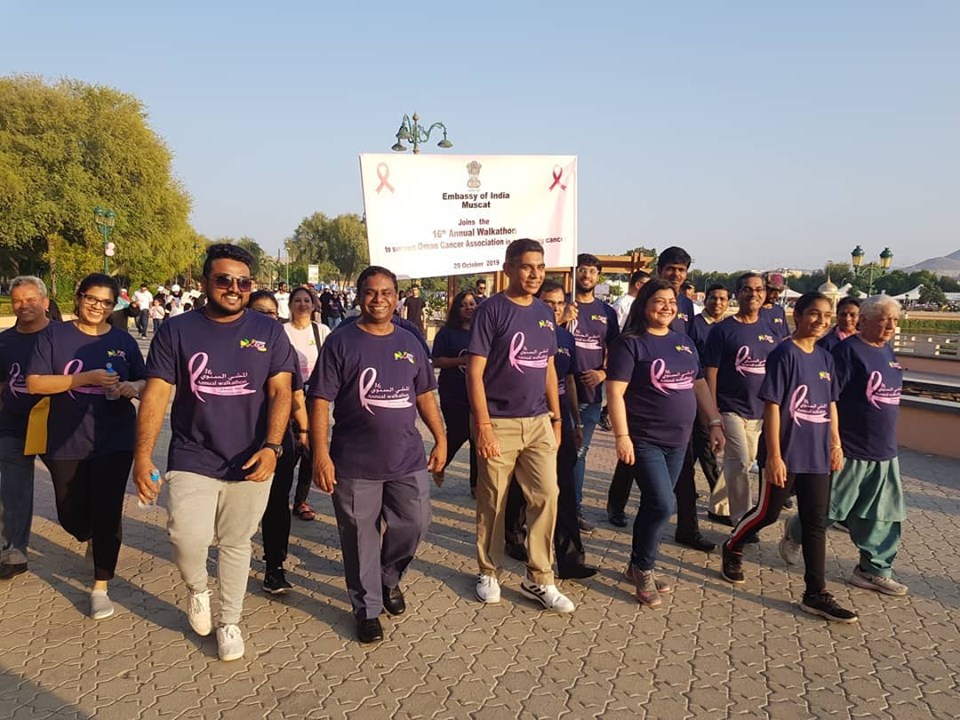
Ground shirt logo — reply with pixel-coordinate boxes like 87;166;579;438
818;371;831;381
358;367;413;415
866;370;901;409
188;353;257;402
734;346;767;376
889;361;902;370
677;312;689;322
788;385;830;426
773;318;784;324
590;314;607;324
757;334;775;344
557;346;571;357
393;351;415;364
509;332;551;374
650;358;695;396
240;338;268;352
6;362;27;398
675;344;693;355
63;359;106;398
106;349;127;359
538;319;555;331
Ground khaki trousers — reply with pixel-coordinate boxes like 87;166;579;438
475;414;559;584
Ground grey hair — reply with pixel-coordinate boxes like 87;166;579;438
860;294;901;319
10;276;48;298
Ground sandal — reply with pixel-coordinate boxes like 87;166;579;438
294;503;316;521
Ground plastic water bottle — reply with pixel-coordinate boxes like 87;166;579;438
104;363;121;401
137;469;161;510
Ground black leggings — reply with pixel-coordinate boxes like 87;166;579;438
441;402;477;489
726;470;830;595
262;434;309;567
44;452;133;581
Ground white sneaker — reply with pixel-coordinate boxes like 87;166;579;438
188;590;213;637
778;520;801;566
850;566;909;597
216;624;245;662
90;590;114;620
475;574;501;604
520;580;576;613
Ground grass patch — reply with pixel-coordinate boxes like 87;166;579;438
900;319;960;334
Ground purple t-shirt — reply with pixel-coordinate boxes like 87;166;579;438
703;316;779;419
761;305;790;339
832;336;901;461
467;293;557;418
28;322;145;459
431;325;470;409
670;293;695;337
607;331;702;448
689;314;721;357
570;298;619;404
0;324;52;438
758;341;839;475
555;326;578;396
146;309;296;480
308;322;436;480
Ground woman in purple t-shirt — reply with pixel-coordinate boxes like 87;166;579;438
607;279;724;608
431;291;478;493
26;274;146;621
722;292;858;624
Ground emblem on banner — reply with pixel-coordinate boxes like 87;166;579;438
466;161;482;189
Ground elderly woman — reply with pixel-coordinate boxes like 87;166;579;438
780;295;908;596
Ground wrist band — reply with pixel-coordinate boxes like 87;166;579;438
708;418;723;427
616;434;629;439
575;423;584;429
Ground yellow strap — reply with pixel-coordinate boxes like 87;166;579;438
23;396;50;456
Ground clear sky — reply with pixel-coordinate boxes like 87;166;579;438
2;1;957;272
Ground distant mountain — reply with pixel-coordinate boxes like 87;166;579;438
899;250;960;277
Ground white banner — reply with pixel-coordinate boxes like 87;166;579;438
360;154;577;278
307;264;319;284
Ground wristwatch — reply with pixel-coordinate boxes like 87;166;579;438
262;442;284;459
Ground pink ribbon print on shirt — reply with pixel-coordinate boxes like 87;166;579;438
188;352;257;403
865;371;901;409
7;362;27;398
63;359;107;398
650;358;696;396
358;367;413;415
734;346;767;377
788;385;830;426
508;332;551;374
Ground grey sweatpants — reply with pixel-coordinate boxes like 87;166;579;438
332;471;431;620
166;471;272;625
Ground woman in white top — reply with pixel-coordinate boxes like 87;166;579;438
283;288;330;520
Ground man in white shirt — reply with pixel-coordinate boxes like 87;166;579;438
611;270;650;330
275;282;291;321
133;283;153;338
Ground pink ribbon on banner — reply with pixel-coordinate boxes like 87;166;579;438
375;163;395;194
188;352;256;403
63;359;105;398
866;371;901;409
789;385;830;426
548;165;567;191
358;367;412;415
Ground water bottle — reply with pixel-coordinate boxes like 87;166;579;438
104;363;121;401
137;469;162;510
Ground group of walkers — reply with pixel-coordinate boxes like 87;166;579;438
0;238;910;659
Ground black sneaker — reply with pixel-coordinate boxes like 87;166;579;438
504;542;528;562
0;562;28;580
263;567;293;595
597;412;612;432
577;514;595;534
800;591;859;624
721;543;745;585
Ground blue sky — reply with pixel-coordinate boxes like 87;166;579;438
2;1;957;271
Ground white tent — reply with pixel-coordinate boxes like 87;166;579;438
782;287;803;299
890;285;924;301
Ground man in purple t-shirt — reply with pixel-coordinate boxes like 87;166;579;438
468;238;575;614
134;244;294;662
309;266;446;645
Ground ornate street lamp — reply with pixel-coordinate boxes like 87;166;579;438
850;245;893;296
94;206;117;274
391;112;453;154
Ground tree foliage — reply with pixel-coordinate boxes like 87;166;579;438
0;75;194;294
285;212;369;285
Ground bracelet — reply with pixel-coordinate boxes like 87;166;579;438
615;434;629;439
574;423;584;429
708;418;723;427
832;445;843;450
551;418;562;424
298;430;309;435
476;422;492;429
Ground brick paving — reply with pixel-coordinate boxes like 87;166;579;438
1;335;958;718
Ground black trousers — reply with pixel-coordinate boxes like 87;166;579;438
607;440;701;536
441;402;477;489
692;419;721;493
136;309;149;337
262;434;309;567
505;422;586;571
727;470;829;595
44;452;133;581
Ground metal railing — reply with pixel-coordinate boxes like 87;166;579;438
893;331;959;359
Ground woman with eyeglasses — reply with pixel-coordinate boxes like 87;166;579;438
26;273;146;620
248;290;314;595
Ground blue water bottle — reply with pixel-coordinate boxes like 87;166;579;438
104;362;121;401
138;469;162;509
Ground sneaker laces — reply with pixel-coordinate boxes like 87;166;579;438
190;590;210;614
219;623;241;640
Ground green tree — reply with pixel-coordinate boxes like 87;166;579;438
937;275;960;292
919;284;947;306
287;212;368;285
0;76;194;294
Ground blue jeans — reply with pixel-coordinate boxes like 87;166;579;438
327;317;342;330
627;439;686;570
0;434;36;565
573;402;603;511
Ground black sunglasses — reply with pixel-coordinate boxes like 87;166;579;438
211;274;254;292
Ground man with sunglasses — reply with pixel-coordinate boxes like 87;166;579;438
133;243;295;662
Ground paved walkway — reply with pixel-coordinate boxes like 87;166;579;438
0;331;957;718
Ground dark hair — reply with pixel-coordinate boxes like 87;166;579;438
289;286;315;305
622;278;676;338
446;291;477;329
577;253;602;272
356;265;398;293
837;296;861;312
705;283;729;297
680;281;695;292
794;291;830;316
202;243;254;278
76;273;120;300
629;270;651;285
735;272;764;293
538;280;565;297
505;238;544;265
248;289;278;309
657;246;691;271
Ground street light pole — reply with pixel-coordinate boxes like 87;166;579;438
93;206;117;274
850;245;894;296
391;112;453;154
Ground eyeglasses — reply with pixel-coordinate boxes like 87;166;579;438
80;294;116;309
211;274;254;292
